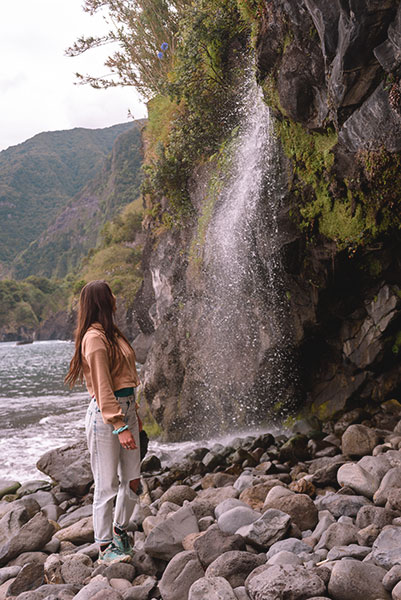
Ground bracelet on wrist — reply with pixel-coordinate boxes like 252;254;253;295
112;425;129;435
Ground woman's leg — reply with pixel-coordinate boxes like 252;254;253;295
114;396;141;531
86;398;121;544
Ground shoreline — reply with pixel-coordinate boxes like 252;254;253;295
0;399;401;599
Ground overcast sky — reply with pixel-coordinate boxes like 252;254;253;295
0;0;147;152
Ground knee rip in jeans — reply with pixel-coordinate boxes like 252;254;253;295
129;478;140;494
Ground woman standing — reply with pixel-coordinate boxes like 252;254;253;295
65;280;141;564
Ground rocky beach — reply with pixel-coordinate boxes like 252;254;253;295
1;400;401;599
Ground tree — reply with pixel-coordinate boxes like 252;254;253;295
66;0;191;97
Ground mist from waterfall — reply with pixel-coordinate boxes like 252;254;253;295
195;71;297;434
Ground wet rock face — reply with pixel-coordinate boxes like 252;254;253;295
133;1;401;440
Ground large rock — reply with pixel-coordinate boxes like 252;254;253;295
262;493;318;531
0;512;54;567
6;562;44;597
217;506;260;535
265;538;313;560
189;576;237;600
159;550;204;600
143;505;199;560
328;558;390;600
314;493;371;518
36;440;93;496
339;83;401;152
317;522;358;550
205;551;266;588
245;564;326;600
193;524;246;568
373;467;401;505
337;463;381;498
55;516;94;545
236;509;291;550
159;485;197;506
0;506;29;546
370;525;401;569
341;425;380;457
60;554;93;585
197;487;239;508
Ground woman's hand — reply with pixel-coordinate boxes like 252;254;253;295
118;429;137;450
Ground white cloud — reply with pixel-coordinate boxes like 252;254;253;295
0;0;147;151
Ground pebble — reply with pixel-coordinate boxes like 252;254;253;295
3;408;401;600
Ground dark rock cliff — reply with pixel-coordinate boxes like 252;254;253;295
133;0;401;440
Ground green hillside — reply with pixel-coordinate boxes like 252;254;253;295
11;122;145;279
0;122;135;270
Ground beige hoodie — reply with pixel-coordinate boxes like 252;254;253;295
81;323;140;430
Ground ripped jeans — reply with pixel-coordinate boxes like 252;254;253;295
85;394;141;544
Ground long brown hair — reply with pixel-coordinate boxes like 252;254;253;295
65;280;131;387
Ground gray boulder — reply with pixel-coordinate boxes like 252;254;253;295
314;493;371;517
159;550;204;600
341;425;380;457
370;525;401;569
197;487;239;508
236;509;290;550
326;544;371;561
217;507;260;535
205;551;266;587
143;505;199;560
383;564;401;591
0;506;29;546
0;565;21;585
6;562;44;597
215;499;251;520
373;467;401;505
265;538;313;560
194;524;246;568
337;463;380;498
245;564;326;600
356;505;397;529
189;576;237;600
316;522;358;550
0;512;54;567
36;440;93;496
60;553;93;585
263;493;318;531
327;558;390;600
58;505;93;528
159;485;197;506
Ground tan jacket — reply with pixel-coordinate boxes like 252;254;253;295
82;323;140;430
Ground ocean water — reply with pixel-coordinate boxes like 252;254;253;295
0;340;281;484
0;340;87;482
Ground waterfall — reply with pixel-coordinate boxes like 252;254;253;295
193;71;298;435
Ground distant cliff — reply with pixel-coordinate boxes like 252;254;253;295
0;121;138;278
11;122;145;279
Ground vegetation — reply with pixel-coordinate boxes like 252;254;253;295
79;198;144;304
0;277;69;332
0;122;134;267
10;123;144;280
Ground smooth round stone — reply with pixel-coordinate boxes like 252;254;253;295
215;498;249;520
0;481;21;499
337;463;380;498
328;558;390;600
218;507;260;535
189;576;237;600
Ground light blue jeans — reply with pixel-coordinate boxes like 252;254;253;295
85;394;141;544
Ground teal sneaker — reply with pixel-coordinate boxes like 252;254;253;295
98;542;131;564
113;528;134;557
